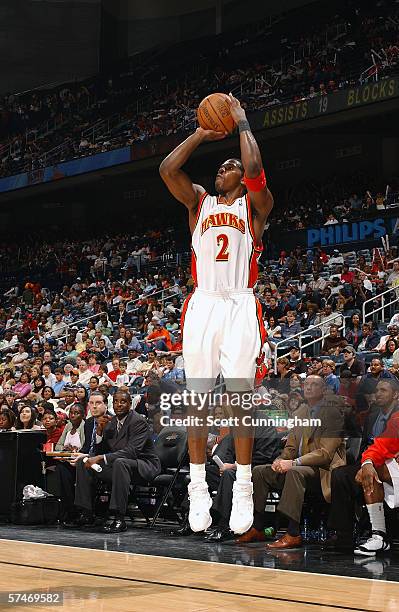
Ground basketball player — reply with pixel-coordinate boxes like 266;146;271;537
159;94;273;534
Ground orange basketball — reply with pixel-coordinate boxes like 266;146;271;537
197;93;235;134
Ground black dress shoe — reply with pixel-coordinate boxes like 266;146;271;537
102;518;127;533
321;534;353;552
204;527;232;542
174;521;193;536
62;513;95;529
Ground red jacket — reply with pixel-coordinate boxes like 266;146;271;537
361;412;399;467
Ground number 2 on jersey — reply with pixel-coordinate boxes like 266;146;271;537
216;233;229;261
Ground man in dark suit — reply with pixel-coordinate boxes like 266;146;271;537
326;378;399;552
74;390;161;532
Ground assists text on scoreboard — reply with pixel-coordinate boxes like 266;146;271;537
261;77;399;130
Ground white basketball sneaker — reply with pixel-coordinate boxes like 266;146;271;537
188;482;212;532
354;531;390;556
229;481;254;535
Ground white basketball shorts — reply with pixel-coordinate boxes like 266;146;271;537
181;288;265;392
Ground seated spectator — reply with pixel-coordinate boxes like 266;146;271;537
288;345;307;374
42;385;59;409
354;409;399;555
321;324;347;355
307;356;323;376
53;368;67;397
71;390;161;533
309;272;327;292
88;376;100;395
381;338;399;369
42;408;65;446
144;321;172;351
88;354;100;374
263;296;283;321
345;313;363;349
116;361;130;387
376;324;399;352
15;405;42;430
268;357;293;393
357;323;380;352
78;360;92;386
13;372;32;398
315;304;342;334
237;375;344;549
55;403;85;452
162;356;185;385
341;264;354;284
340;346;365;377
0;407;16;430
337;370;358;410
42;364;56;388
280;311;302;340
126;349;143;374
75;385;89;413
322;359;339;394
300;302;319;330
356;357;395;414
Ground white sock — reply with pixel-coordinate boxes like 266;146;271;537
190;463;206;485
366;503;386;535
236;463;252;484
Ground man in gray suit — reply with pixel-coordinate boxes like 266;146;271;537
74;390;161;532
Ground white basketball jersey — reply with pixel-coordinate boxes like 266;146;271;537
191;192;263;291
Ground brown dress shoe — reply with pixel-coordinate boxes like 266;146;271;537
235;527;266;544
265;533;302;550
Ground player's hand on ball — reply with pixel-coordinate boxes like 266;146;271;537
228;93;247;123
196;127;227;141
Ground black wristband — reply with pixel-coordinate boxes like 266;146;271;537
238;119;251;133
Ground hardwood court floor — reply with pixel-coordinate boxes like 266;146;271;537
0;540;398;611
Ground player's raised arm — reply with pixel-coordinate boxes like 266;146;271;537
159;128;226;229
228;94;273;224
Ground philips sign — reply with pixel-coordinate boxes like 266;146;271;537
307;219;388;248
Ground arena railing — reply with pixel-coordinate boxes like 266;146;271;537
272;313;346;374
362;286;399;324
125;284;181;314
54;311;108;344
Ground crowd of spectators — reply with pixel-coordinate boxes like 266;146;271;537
1;215;399;553
269;170;399;231
0;0;397;180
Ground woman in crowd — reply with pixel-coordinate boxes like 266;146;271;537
75;384;89;414
41;408;65;445
55;403;85;451
0;407;16;430
381;338;399;369
30;365;41;383
322;359;340;394
42;385;58;408
13;372;32;399
263;316;282;360
88;353;100;374
31;376;46;400
345;312;363;349
15;405;42;430
301;302;319;329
